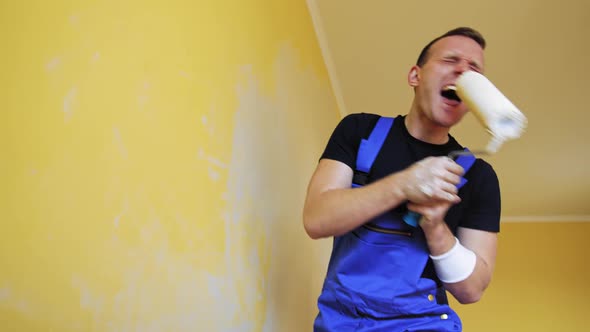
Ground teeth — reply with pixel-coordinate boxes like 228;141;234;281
441;85;461;102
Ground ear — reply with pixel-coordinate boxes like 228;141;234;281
408;66;420;87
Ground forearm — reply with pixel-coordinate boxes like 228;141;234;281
303;156;463;239
421;222;495;304
303;173;407;239
443;255;493;304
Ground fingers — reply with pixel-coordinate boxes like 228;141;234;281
421;156;464;177
439;156;465;177
407;201;453;224
403;156;465;204
433;179;461;203
431;159;463;202
417;179;459;202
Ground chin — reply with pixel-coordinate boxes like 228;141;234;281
432;114;461;128
437;107;467;127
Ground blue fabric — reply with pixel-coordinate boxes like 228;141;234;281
352;117;394;189
454;150;476;189
314;220;462;331
314;116;464;331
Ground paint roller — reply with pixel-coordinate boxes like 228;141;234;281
403;70;528;227
456;70;528;154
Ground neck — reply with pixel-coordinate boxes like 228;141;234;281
405;101;451;145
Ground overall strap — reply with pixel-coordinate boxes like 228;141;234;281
352;116;394;187
454;149;476;189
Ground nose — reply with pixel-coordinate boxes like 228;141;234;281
455;59;470;74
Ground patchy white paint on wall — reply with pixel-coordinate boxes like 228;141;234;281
113;207;126;229
137;81;151;109
179;71;191;79
46;57;61;72
2;4;339;332
112;127;128;159
208;167;220;181
201;114;216;136
72;276;106;328
91;52;101;63
69;14;80;26
63;86;77;121
14;43;337;332
225;44;339;331
0;288;33;316
201;102;220;136
229;60;282;332
0;288;10;301
197;148;227;169
14;299;31;315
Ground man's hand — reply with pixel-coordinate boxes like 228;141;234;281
407;200;454;226
399;156;464;204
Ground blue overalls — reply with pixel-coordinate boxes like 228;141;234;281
313;117;475;332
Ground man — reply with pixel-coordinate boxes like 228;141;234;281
303;27;501;331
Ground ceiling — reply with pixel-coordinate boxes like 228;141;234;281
308;0;590;220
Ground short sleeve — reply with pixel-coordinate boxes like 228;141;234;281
320;113;379;170
460;160;502;232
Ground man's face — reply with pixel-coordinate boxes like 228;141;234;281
411;35;485;128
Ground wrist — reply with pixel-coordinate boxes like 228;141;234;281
421;221;455;256
382;171;407;203
420;216;447;236
391;170;410;201
430;237;477;283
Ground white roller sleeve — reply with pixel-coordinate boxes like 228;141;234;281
456;71;527;153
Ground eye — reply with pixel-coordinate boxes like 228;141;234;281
443;57;459;64
470;64;482;73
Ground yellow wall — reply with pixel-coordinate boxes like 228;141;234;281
1;1;339;330
451;222;590;331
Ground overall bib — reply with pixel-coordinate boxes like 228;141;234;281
313;117;475;332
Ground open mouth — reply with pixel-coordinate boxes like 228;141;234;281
441;85;461;102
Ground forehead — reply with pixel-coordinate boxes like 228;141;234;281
429;35;485;67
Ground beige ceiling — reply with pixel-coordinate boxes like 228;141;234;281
309;0;590;220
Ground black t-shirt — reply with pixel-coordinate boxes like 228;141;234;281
320;113;501;233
